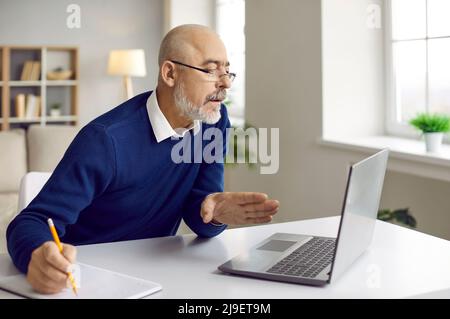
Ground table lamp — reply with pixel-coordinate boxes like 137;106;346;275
107;49;147;100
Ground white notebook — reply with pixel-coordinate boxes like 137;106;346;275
0;263;162;299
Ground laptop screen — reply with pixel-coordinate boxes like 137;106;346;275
329;149;389;283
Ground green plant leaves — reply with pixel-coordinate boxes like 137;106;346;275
225;122;257;168
377;208;417;228
409;113;450;133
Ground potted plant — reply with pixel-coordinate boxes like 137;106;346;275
225;121;258;169
222;98;257;168
378;208;417;229
50;103;62;117
409;113;450;153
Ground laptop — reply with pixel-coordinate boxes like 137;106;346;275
218;149;389;286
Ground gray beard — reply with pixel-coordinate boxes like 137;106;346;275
174;82;222;125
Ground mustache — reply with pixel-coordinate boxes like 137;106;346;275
206;90;227;102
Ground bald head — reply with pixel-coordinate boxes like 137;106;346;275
158;24;224;67
156;24;232;127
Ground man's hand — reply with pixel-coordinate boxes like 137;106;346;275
201;192;279;225
27;241;77;294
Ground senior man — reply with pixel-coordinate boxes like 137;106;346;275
7;24;279;294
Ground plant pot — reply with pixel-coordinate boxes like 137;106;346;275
50;109;61;117
424;132;444;153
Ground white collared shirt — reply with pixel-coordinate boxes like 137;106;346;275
146;91;201;143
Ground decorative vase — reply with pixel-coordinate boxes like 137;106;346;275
424;132;444;153
50;109;61;117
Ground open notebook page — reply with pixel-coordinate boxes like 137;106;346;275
0;262;162;299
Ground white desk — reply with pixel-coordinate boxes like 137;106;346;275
1;216;450;299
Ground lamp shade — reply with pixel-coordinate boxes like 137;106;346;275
107;49;147;77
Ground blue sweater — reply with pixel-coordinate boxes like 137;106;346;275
7;91;230;274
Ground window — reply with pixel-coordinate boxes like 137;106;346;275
386;0;450;137
215;0;245;127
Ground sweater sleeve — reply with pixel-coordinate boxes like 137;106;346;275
182;105;231;238
6;124;116;273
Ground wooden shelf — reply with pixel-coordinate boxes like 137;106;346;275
9;81;41;87
46;80;77;86
0;45;79;130
8;115;77;123
8;117;42;123
46;116;77;122
8;80;77;87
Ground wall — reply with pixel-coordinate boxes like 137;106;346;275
381;172;450;240
225;0;450;240
0;0;163;126
322;0;384;138
163;0;215;33
227;0;344;224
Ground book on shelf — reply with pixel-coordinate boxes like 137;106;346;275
20;60;33;81
20;60;41;81
34;96;41;117
24;94;41;119
15;94;26;118
30;61;41;81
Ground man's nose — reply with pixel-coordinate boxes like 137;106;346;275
216;75;232;89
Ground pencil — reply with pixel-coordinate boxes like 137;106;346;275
47;218;78;296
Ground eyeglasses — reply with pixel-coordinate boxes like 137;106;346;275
170;60;236;83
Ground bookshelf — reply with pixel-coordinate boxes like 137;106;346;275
0;46;79;131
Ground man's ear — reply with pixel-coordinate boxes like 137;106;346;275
160;61;176;87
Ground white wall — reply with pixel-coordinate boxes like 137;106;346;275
0;0;163;126
322;0;385;139
225;0;450;240
227;0;348;225
163;0;215;33
381;171;450;240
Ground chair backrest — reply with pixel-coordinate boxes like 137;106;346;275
0;129;27;193
18;172;52;212
27;125;78;172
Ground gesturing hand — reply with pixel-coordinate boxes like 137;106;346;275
201;192;279;226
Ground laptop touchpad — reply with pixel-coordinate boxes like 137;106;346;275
257;240;297;252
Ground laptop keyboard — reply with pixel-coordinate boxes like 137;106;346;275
267;237;336;278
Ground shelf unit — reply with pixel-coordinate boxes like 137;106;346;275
0;45;79;131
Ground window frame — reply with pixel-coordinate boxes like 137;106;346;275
214;0;246;127
385;0;420;138
385;0;450;141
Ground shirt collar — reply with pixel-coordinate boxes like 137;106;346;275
146;90;201;143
